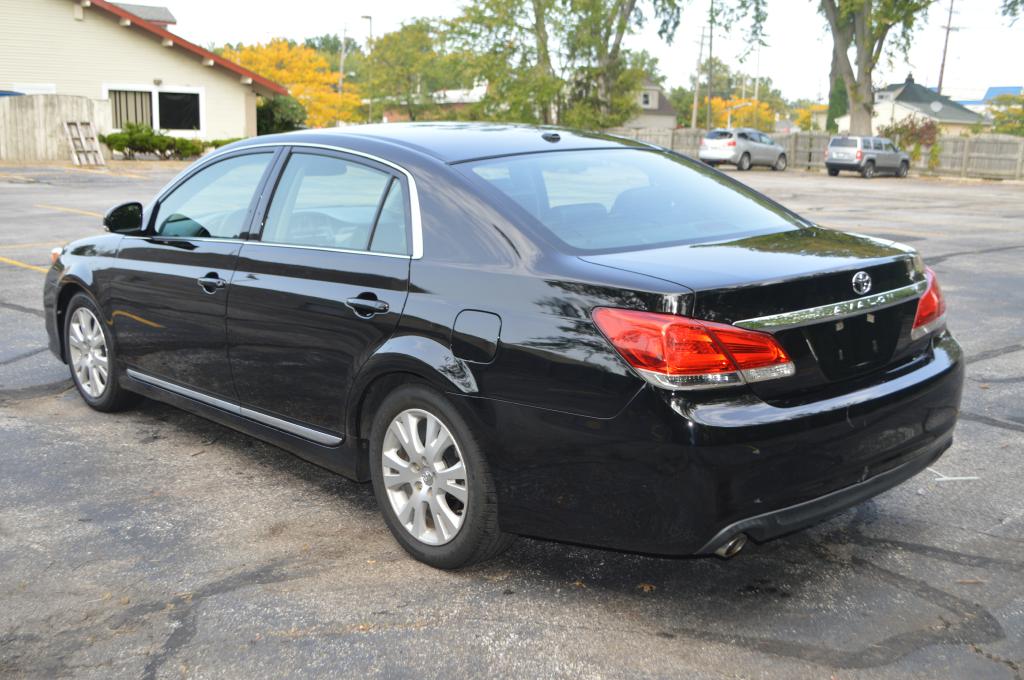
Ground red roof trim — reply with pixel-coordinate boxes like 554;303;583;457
84;0;288;96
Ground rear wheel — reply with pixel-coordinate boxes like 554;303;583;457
369;383;513;569
861;161;875;179
898;161;909;177
64;293;139;412
737;153;752;171
827;168;840;177
772;154;787;171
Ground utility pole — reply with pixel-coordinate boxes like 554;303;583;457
937;0;958;95
705;0;714;130
691;26;705;128
752;45;760;129
338;27;347;92
362;15;373;124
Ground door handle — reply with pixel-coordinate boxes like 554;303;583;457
345;295;389;317
197;273;227;294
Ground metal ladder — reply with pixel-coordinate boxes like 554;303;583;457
64;121;105;166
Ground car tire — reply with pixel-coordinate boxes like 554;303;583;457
737;153;752;171
64;292;140;412
369;382;514;569
861;161;875;179
772;154;787;171
827;168;840;177
898;161;909;178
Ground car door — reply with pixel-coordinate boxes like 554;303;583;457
110;149;278;400
879;139;898;170
226;147;412;440
757;133;776;164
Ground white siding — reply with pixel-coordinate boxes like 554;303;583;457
0;0;260;139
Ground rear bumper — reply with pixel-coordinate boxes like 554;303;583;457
826;161;862;171
456;331;963;555
699;148;739;163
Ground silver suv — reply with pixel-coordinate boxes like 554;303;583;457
825;136;911;178
699;128;787;171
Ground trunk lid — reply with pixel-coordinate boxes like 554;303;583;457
581;227;927;401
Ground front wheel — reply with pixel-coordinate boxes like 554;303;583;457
737;153;752;171
64;292;139;412
772;154;787;171
369;383;513;569
898;161;909;177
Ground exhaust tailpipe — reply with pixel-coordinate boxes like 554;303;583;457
714;533;747;558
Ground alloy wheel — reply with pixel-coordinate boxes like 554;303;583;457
381;408;468;545
68;307;109;398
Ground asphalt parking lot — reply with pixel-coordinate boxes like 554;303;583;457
1;162;1022;679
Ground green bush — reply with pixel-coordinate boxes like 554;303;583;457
99;123;239;160
928;142;942;171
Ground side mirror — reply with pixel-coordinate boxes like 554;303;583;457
103;202;144;233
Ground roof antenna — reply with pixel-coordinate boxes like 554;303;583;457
541;132;561;143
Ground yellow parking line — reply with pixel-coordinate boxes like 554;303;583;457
0;241;64;250
0;255;48;273
35;204;103;218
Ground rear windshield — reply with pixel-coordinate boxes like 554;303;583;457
705;130;733;139
459;149;803;254
830;138;858;148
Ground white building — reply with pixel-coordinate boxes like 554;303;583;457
835;74;982;137
0;0;286;140
623;81;678;130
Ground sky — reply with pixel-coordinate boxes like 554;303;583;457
162;0;1022;103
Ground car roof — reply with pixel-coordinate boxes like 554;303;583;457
236;122;650;164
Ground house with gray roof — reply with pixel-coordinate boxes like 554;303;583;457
623;81;677;130
836;74;983;136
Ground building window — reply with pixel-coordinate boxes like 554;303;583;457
110;90;153;128
158;92;200;130
641;92;651;107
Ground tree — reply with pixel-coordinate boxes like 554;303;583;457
820;0;934;135
256;95;306;134
304;34;368;85
989;94;1024;136
826;77;848;132
795;103;827;131
668;86;693;126
222;39;362;128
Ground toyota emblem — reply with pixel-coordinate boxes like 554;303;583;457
852;271;872;295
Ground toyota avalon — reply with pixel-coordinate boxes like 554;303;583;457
44;123;962;568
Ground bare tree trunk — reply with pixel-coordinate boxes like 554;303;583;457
821;0;878;135
597;0;638;116
531;0;556;123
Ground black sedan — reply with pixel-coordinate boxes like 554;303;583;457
44;123;962;569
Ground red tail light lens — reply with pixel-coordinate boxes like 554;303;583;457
911;267;946;339
592;308;794;390
856;149;863;161
726;140;737;147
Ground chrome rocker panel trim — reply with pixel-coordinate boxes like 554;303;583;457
126;368;343;446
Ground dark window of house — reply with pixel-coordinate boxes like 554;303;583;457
110;90;152;128
158;92;200;130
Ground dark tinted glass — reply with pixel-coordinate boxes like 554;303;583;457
158;92;200;130
830;138;857;148
262;153;392;250
155;153;273;238
369;180;410;255
705;130;733;139
463;149;802;253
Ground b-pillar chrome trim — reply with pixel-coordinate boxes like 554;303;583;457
126;369;343;446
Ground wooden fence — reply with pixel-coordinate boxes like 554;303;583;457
0;94;111;162
606;127;1024;180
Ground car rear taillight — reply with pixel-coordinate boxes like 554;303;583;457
856;149;863;161
592;308;795;390
911;267;946;340
726;140;736;147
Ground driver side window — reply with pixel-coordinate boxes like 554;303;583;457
154;153;273;239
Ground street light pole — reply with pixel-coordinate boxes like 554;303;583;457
362;15;373;124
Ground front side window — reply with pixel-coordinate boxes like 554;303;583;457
262;152;399;251
461;149;803;253
154;153;273;238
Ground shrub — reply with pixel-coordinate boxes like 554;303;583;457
877;115;939;149
99;123;243;160
928;142;942;171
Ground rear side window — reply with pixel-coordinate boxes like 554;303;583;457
155;152;273;238
369;181;409;255
705;130;733;140
829;138;857;148
461;149;802;253
262;152;394;251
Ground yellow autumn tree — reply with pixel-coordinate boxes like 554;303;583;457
701;97;776;130
795;104;828;131
222;39;361;128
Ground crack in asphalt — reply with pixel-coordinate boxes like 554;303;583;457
960;411;1024;434
0;301;46;319
0;379;72;404
0;346;48;366
966;343;1024;366
971;643;1023;680
926;243;1024;266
